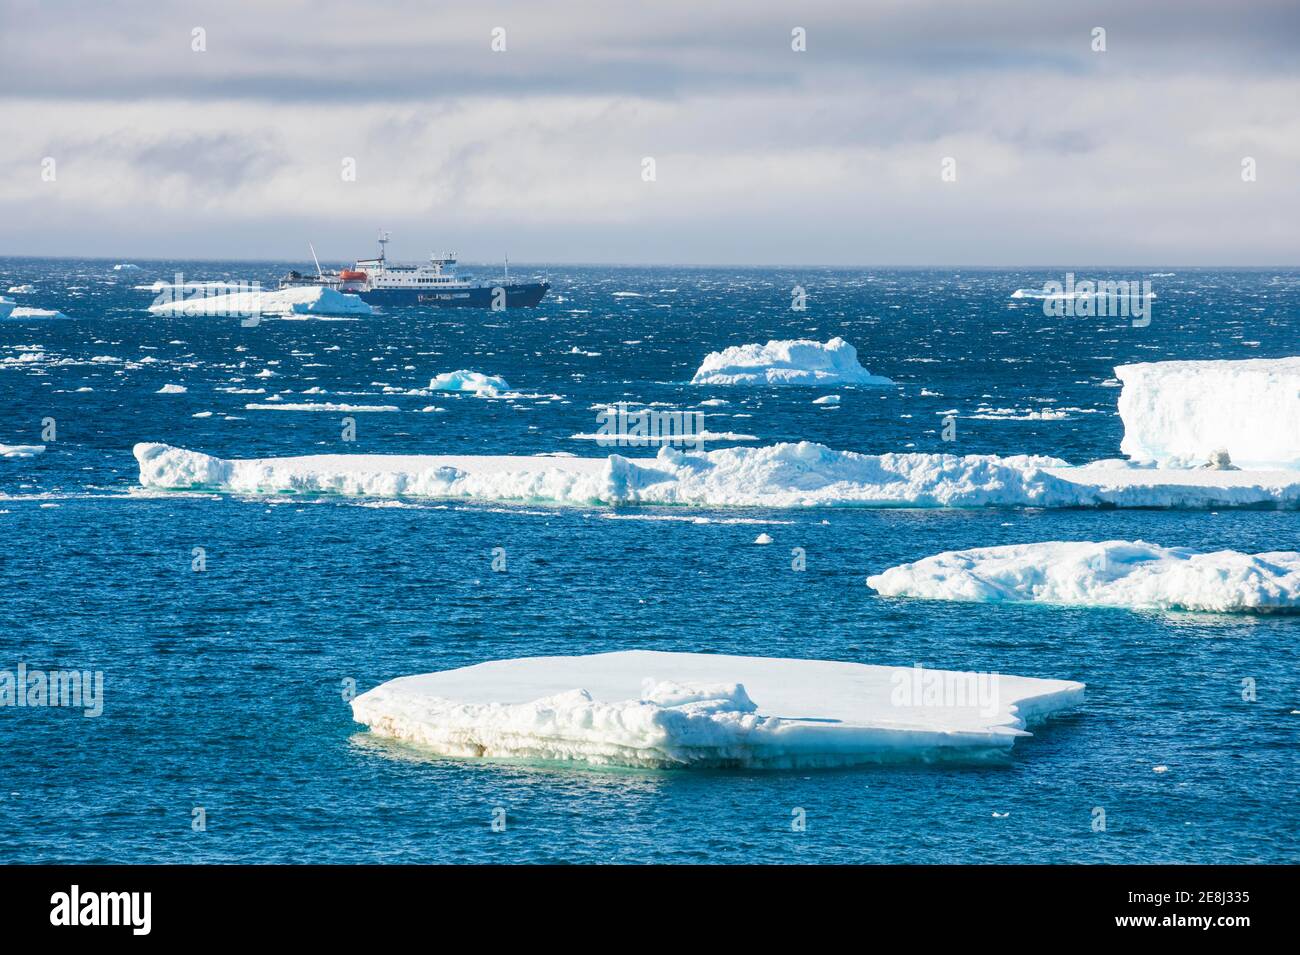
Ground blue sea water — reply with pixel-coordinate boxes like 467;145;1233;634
1;259;1296;864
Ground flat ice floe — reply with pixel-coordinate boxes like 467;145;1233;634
351;650;1085;769
691;337;894;386
428;370;510;395
147;286;372;318
133;441;1300;508
1117;357;1300;470
1;444;45;459
869;541;1300;613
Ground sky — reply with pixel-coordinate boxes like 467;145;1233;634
1;0;1297;265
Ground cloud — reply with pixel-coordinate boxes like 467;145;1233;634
0;1;1296;262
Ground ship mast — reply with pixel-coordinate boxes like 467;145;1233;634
377;229;390;264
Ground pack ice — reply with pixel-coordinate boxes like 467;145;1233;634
133;441;1300;508
1117;357;1300;469
147;286;372;317
350;651;1085;769
691;337;894;386
868;541;1300;614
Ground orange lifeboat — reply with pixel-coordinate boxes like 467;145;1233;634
339;269;367;281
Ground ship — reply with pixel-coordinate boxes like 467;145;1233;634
279;232;550;308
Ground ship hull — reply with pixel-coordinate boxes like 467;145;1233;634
357;281;549;308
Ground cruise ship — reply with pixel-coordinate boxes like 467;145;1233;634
279;232;550;308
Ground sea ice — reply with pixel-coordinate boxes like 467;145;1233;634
1116;357;1300;470
867;540;1300;614
147;286;372;318
428;370;511;396
350;650;1085;769
133;441;1300;509
156;384;187;394
1;444;45;458
691;337;894;387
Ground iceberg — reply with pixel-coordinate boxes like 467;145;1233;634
147;286;372;318
1117;357;1300;470
1;305;70;320
1;444;45;459
691;337;893;387
350;650;1085;769
133;441;1300;508
428;370;510;395
156;384;187;394
867;541;1300;614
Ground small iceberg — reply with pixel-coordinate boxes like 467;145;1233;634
867;540;1300;614
156;384;188;395
147;286;372;318
350;650;1085;769
691;337;894;387
429;370;510;396
1;444;45;459
113;263;141;271
1;303;70;321
1117;357;1300;470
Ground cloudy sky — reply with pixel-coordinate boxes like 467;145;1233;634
1;0;1297;264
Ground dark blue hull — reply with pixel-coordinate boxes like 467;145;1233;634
360;281;550;308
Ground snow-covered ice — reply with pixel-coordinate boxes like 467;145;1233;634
867;541;1300;614
133;442;1300;508
1117;357;1300;470
156;384;187;395
147;286;372;318
350;650;1085;769
244;402;399;413
691;337;894;387
1;444;45;459
1;299;69;321
428;370;511;395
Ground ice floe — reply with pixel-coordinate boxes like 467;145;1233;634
244;402;399;412
1;304;70;321
350;650;1085;769
133;441;1300;508
868;541;1300;614
156;384;188;394
1117;357;1300;470
147;286;372;318
691;337;894;387
428;370;510;396
1;444;45;459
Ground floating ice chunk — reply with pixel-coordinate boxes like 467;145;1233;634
691;337;894;387
350;650;1085;769
867;540;1300;614
1116;357;1300;470
113;263;141;270
1;444;45;458
429;370;510;395
133;442;1300;509
6;285;35;294
2;305;70;321
813;394;840;405
156;383;187;394
147;286;372;318
754;533;773;544
244;402;399;412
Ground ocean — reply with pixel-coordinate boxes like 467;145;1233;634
1;259;1296;863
